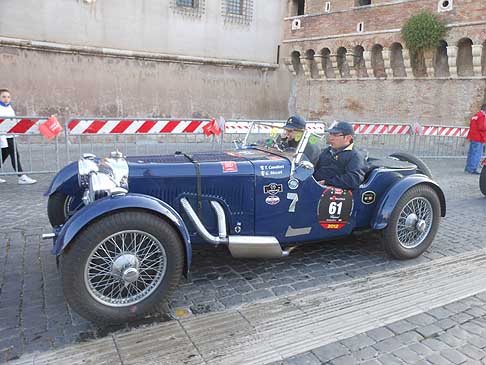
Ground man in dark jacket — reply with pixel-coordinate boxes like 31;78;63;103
313;121;368;190
465;103;486;174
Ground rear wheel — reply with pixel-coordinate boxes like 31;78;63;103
480;166;486;196
389;152;433;179
60;210;184;324
382;185;441;260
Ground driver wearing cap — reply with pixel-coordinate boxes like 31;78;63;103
313;121;368;190
281;115;320;165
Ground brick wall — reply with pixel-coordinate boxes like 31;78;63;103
295;77;486;126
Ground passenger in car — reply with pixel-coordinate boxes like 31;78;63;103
281;115;320;165
313;121;369;190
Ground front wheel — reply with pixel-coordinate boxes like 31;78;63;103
480;166;486;196
47;191;82;227
61;210;184;324
381;185;441;260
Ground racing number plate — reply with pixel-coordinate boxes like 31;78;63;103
318;187;353;229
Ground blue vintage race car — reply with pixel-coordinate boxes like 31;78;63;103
44;122;446;324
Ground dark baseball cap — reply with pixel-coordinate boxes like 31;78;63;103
284;115;306;130
325;121;355;136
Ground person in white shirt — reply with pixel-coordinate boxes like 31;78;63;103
0;89;36;184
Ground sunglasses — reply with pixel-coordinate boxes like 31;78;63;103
329;133;345;137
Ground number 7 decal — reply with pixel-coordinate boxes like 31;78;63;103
287;193;299;212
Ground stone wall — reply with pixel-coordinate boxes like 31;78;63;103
283;0;486;125
0;45;291;121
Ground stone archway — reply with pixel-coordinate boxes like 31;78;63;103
457;38;474;77
320;48;335;78
435;40;450;77
336;47;351;78
353;45;368;78
305;49;319;79
371;44;386;78
291;51;303;75
390;43;406;78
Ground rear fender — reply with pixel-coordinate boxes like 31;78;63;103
44;161;79;196
52;193;192;275
372;175;446;230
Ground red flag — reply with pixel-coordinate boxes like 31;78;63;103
202;118;221;137
39;116;63;140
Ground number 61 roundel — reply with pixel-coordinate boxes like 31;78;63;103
318;187;353;230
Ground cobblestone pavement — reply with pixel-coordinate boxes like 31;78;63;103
271;292;486;365
1;158;486;363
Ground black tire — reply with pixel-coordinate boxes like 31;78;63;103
389;152;433;179
60;210;184;324
381;184;441;260
480;166;486;196
47;191;72;227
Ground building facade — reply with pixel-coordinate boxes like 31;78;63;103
283;0;486;125
0;0;290;120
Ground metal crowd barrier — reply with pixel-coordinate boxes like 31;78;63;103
0;116;63;176
0;116;474;176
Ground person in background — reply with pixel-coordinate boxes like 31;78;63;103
465;103;486;175
0;89;37;184
313;121;368;190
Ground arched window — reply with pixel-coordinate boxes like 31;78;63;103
435;40;450;77
337;47;350;78
371;44;386;78
291;51;303;75
390;43;406;77
320;48;335;78
482;41;486;77
305;49;319;79
353;45;368;78
457;38;474;77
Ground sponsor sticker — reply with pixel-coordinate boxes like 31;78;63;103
361;191;376;204
288;178;299;190
264;183;283;195
221;161;238;172
265;195;280;205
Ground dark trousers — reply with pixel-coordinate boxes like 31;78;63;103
1;138;23;175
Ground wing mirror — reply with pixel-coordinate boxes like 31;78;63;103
293;160;314;181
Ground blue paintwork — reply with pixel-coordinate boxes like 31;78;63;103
371;174;446;230
44;161;79;196
52;193;192;272
47;147;446;267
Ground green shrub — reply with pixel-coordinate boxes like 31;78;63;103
401;11;447;54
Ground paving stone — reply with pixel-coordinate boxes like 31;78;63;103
416;324;443;338
422;338;451;352
329;354;356;365
440;348;469;364
428;307;454;320
437;318;459;331
340;333;376;351
312;342;350;363
351;346;379;362
281;352;322;365
391;347;421;363
409;342;435;357
407;313;437;326
450;313;474;324
372;337;403;353
366;327;395;342
376;353;404;364
426;353;455;365
386;320;417;335
457;344;484;361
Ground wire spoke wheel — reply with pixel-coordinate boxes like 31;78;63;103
84;230;167;307
396;197;433;249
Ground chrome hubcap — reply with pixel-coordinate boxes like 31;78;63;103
84;230;167;307
396;197;433;249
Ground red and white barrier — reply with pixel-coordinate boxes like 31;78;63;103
0;118;48;134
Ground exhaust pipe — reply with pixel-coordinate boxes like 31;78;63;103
180;197;292;258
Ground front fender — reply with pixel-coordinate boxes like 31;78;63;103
372;175;446;230
44;161;79;196
52;193;192;274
